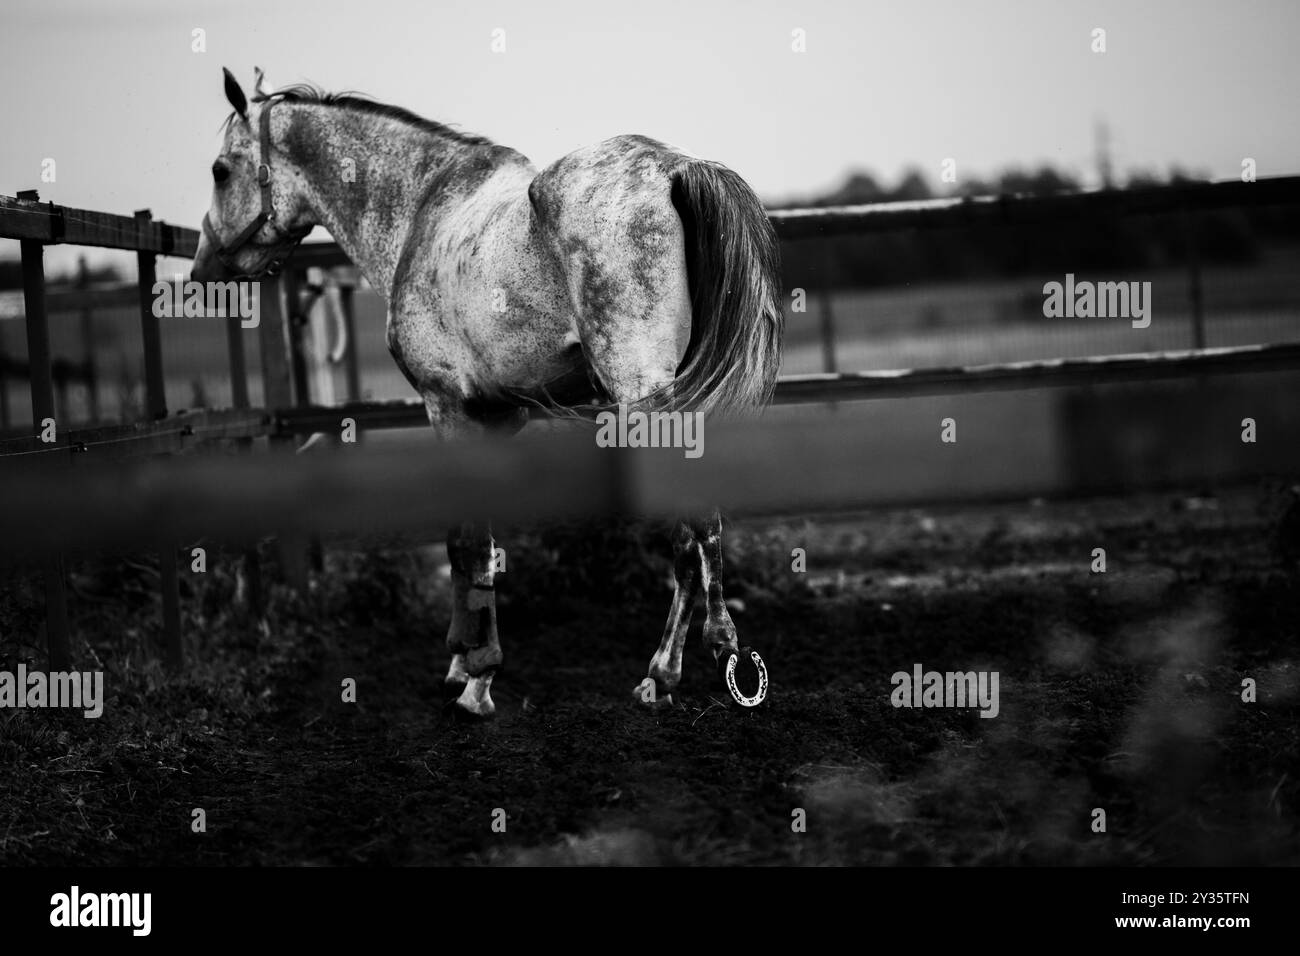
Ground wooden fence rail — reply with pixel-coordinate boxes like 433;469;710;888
767;175;1300;239
272;342;1300;435
5;176;1298;258
0;194;197;256
2;343;1295;459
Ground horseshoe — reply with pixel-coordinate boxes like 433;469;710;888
720;647;768;707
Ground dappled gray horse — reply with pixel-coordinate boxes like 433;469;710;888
192;68;782;718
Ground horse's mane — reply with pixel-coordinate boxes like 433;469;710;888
222;81;497;148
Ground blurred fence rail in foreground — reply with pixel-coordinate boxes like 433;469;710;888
4;402;1299;560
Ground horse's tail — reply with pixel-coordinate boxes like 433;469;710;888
661;160;783;417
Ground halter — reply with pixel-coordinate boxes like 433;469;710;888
201;101;309;279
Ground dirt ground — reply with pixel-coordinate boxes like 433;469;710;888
2;483;1298;866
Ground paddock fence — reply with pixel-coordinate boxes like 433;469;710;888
2;176;1299;671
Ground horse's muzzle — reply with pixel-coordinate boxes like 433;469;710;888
190;238;233;283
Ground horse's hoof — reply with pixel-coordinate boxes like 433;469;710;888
716;647;769;707
632;677;674;709
442;698;494;723
443;678;468;702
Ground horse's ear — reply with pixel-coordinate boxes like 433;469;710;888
252;66;275;102
223;67;248;120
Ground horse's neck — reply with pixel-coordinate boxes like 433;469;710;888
282;103;507;300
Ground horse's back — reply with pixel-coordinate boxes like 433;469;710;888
529;135;690;216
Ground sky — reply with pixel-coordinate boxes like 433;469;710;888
2;0;1298;274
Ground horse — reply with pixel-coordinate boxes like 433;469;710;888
191;67;783;719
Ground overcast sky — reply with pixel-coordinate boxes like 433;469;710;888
3;0;1298;273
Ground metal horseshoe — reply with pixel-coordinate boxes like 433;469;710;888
722;647;768;707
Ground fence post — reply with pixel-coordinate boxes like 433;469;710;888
225;294;250;409
284;267;310;406
159;542;183;672
337;270;362;455
77;256;99;423
258;275;294;412
18;202;72;671
225;288;262;613
258;274;310;590
818;290;839;413
1184;207;1205;350
0;345;8;429
819;290;838;374
134;210;167;419
338;271;361;403
53;360;69;426
132;212;183;669
284;267;325;573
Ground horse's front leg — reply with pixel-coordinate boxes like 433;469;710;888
445;521;503;719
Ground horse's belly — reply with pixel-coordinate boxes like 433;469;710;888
395;172;588;400
472;307;585;390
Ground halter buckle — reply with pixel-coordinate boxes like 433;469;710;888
256;163;271;186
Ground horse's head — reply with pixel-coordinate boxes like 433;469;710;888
192;68;313;281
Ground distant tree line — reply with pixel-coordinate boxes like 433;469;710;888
778;166;1300;291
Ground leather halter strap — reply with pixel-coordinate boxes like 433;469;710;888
201;101;307;279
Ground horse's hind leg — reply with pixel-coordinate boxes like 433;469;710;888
634;521;703;707
696;510;740;665
445;521;503;718
686;509;768;707
636;511;766;708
